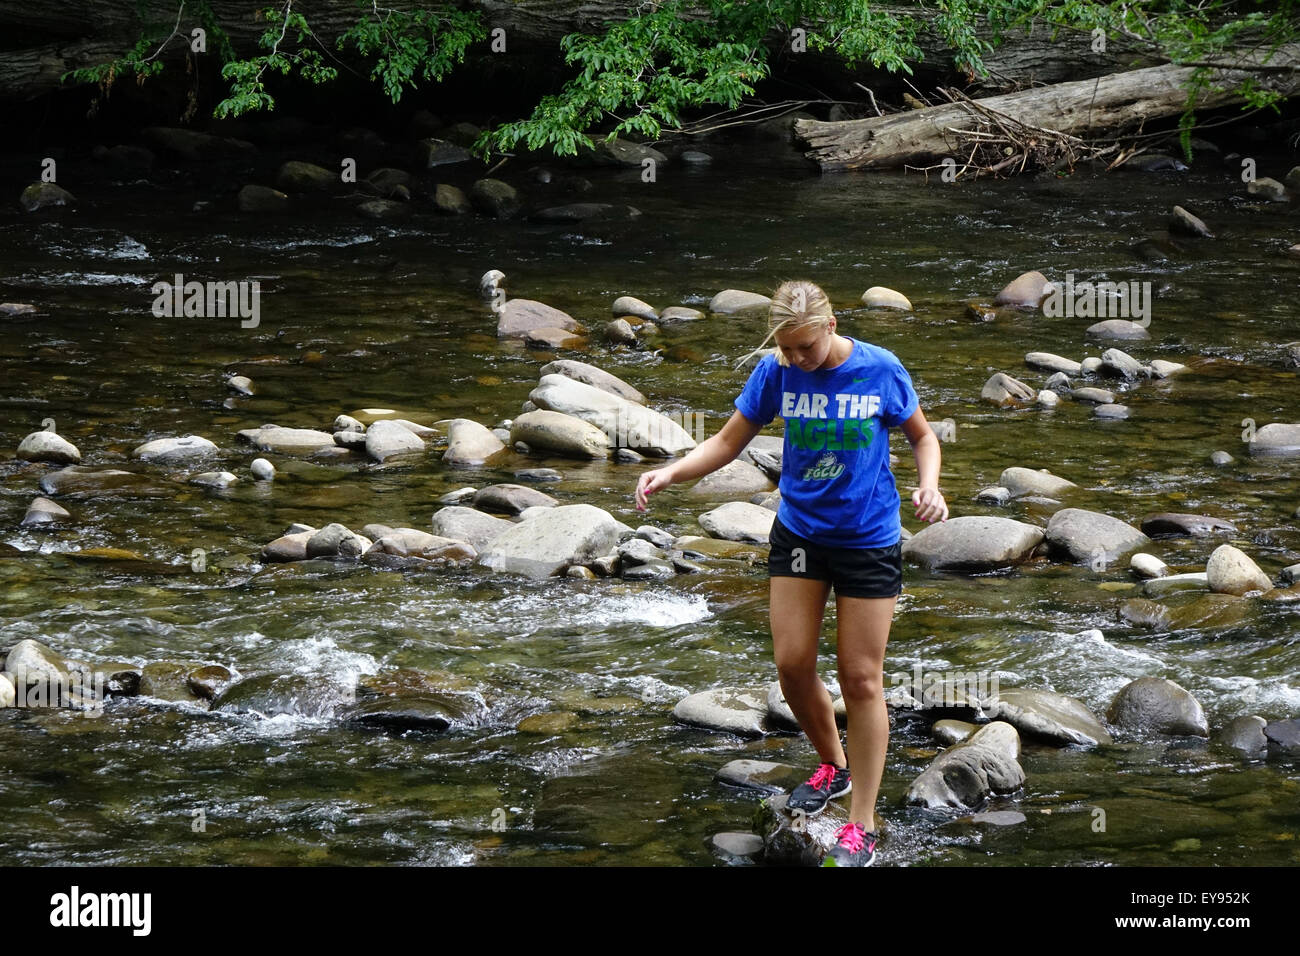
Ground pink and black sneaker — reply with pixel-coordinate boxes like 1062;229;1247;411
822;822;878;867
786;762;852;816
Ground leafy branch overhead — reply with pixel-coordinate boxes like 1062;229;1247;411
60;0;1300;160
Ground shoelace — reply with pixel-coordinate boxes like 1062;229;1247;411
834;822;869;854
806;762;839;791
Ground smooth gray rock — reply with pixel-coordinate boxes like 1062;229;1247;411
981;687;1112;746
21;496;71;526
538;359;646;404
1205;544;1272;595
1215;715;1268;757
1264;719;1300;757
994;270;1049;307
1086;319;1150;340
982;372;1036;406
473;483;558;515
1025;352;1082;375
477;503;620;578
529;373;695;456
905;722;1025;810
903;515;1045;572
1044;507;1149;565
689;458;775;496
430;506;514;552
509;409;609;459
443;418;507;465
1106;677;1209;737
715;759;805;793
999;467;1077;498
673;686;771;736
697;501;776;543
1100;347;1149;379
237;425;337;455
306;523;371;559
1248;423;1300;458
497;299;580;339
17;430;81;464
708;289;771;314
4;639;68;686
189;470;238;489
261;530;313;562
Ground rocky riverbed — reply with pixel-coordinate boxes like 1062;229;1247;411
1;109;1298;864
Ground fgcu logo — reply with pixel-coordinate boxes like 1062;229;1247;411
801;451;845;480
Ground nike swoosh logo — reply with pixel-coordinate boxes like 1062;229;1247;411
851;377;870;383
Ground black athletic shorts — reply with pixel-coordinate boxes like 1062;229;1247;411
767;513;903;599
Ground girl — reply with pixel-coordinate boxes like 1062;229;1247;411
634;279;947;867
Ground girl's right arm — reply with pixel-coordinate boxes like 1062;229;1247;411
634;410;765;511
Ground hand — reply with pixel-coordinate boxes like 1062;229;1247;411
635;467;675;512
913;487;948;523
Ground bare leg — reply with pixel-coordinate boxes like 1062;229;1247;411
834;593;897;832
770;575;843;767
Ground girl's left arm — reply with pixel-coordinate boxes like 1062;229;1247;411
898;408;948;523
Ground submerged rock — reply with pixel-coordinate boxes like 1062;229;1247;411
1215;715;1268;757
715;759;806;794
213;673;354;719
21;497;72;526
344;694;470;732
1140;513;1237;537
38;466;173;499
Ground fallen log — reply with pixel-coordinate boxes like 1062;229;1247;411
795;46;1300;173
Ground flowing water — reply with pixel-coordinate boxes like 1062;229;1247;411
1;136;1298;865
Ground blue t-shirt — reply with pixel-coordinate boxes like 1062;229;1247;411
733;336;919;548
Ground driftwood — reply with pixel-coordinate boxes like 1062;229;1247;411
2;1;1156;102
795;45;1300;174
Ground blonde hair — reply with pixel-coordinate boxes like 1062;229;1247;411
734;279;835;371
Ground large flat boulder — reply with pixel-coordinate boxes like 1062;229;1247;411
902;516;1044;572
477;503;620;578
